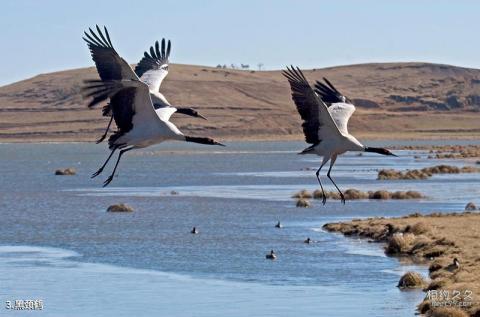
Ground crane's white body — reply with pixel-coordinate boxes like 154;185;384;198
307;102;364;158
110;81;184;149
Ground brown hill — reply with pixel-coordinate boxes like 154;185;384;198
1;62;479;142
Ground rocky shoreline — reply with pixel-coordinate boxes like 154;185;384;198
324;212;480;317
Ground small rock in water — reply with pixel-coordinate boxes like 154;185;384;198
107;203;134;212
465;202;477;211
296;199;311;208
397;271;426;289
55;168;76;175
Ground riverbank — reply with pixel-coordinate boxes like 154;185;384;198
324;212;480;317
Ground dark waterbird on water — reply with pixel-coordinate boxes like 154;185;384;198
283;66;397;204
82;26;224;187
266;250;277;260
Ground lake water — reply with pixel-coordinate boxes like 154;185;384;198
0;141;479;317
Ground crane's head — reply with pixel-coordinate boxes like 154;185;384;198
364;147;397;157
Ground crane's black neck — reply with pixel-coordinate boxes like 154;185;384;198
364;146;395;156
185;136;225;146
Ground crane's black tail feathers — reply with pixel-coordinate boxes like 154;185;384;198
81;80;124;108
298;143;318;155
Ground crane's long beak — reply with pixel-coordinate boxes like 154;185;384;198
198;113;208;120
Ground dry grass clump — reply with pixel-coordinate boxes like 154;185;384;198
311;189;424;200
378;168;430;180
296;198;311;208
369;190;390;199
429;307;469;317
397;271;426;289
428;259;446;273
344;189;369;200
55;167;76;175
312;189;342;200
409;222;431;235
107;203;134;212
367;190;424;200
386;233;416;254
432;145;480;160
465;202;477;211
400;145;480;160
292;189;312;199
377;164;479;180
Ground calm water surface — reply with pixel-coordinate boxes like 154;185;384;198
0;141;479;317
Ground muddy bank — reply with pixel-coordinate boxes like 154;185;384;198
292;189;424;200
377;165;479;180
397;145;480;160
324;212;480;316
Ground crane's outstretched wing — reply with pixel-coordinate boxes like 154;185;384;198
328;103;355;135
283;66;340;144
135;39;171;93
314;78;350;104
83;25;139;108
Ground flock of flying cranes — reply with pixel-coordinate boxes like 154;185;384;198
82;25;397;203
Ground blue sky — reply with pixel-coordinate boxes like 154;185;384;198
1;0;479;85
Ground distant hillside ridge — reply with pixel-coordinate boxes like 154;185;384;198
0;62;479;142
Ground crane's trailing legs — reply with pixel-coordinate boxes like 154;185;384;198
92;146;117;178
315;156;330;205
103;147;134;187
96;115;114;144
326;154;345;204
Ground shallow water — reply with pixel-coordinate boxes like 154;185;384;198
0;141;479;316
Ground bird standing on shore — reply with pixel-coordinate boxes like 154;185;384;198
446;257;460;271
283;66;397;204
82;26;224;187
83;25;207;144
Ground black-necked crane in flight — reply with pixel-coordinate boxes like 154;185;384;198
82;26;224;187
83;25;206;144
283;66;397;204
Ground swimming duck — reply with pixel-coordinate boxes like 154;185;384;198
190;227;198;234
304;237;312;244
275;221;282;228
266;250;276;260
